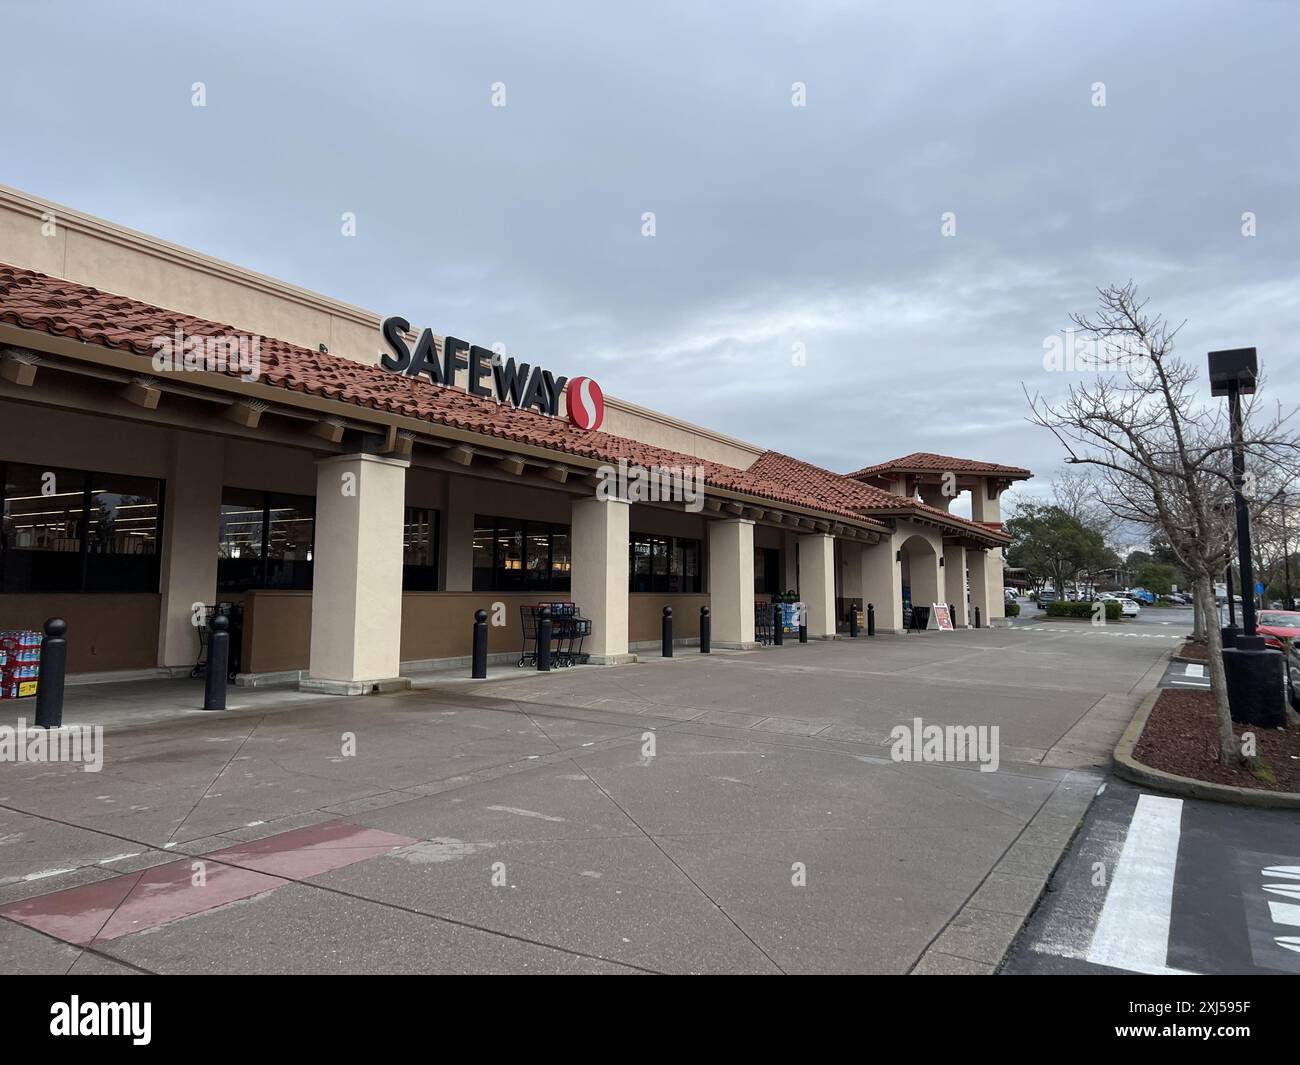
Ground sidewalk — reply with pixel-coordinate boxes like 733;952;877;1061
0;627;1166;973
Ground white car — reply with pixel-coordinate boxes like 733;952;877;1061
1118;598;1141;617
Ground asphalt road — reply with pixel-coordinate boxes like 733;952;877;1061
1004;778;1300;975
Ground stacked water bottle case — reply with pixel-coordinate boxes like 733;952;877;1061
0;630;41;700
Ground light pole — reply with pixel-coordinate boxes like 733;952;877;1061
1208;347;1285;727
1208;347;1260;636
1282;488;1294;611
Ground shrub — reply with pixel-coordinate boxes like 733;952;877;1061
1005;601;1021;617
1046;600;1120;621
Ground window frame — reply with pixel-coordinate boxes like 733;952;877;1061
471;515;571;594
0;459;166;595
402;506;441;591
628;532;703;594
217;487;316;593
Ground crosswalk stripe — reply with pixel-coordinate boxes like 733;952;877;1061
1087;794;1193;975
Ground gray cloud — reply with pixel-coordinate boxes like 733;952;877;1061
2;0;1295;495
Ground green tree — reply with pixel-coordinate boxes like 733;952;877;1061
1006;504;1111;598
1135;563;1176;596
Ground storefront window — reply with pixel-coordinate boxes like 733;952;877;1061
217;488;314;592
0;461;163;594
86;473;163;592
264;494;314;589
754;547;781;594
629;533;703;593
402;508;439;591
472;515;570;593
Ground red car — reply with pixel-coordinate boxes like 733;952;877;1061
1255;611;1300;650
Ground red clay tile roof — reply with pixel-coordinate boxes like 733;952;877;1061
847;451;1032;480
0;263;901;527
742;452;1011;544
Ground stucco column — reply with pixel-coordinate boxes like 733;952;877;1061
970;481;1008;621
909;541;943;608
157;431;224;669
840;540;863;601
442;474;475;591
709;518;756;648
780;530;799;597
571;496;632;663
861;537;902;633
303;452;410;694
797;533;836;638
943;543;969;627
968;548;994;628
919;486;953;512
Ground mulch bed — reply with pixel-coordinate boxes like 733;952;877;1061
1176;639;1208;661
1134;688;1300;792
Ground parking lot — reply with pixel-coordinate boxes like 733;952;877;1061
1;623;1174;974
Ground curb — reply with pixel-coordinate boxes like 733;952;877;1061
1112;689;1300;810
910;770;1102;975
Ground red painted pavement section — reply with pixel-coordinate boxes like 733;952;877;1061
0;820;417;946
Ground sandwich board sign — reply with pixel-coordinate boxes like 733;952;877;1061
929;604;954;631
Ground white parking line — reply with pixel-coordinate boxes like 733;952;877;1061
1087;794;1193;975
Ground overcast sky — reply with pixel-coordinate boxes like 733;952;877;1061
3;0;1297;517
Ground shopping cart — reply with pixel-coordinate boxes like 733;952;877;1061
519;603;591;667
191;602;244;681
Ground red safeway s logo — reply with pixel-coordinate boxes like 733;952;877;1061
566;376;604;431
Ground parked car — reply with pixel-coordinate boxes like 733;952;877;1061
1118;598;1141;618
1038;589;1057;607
1255;610;1300;651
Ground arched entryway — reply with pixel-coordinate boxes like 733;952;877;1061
900;533;941;624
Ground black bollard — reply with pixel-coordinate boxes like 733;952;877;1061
34;618;67;729
974;606;981;629
472;609;488;678
773;602;784;646
849;604;859;638
700;606;711;654
203;614;229;711
537;606;552;672
662;606;673;658
867;602;876;637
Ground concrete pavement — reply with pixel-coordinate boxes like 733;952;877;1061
0;624;1172;974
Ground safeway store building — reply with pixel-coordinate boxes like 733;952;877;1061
0;186;1028;693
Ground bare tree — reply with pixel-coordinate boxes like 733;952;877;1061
1052;467;1118;541
1026;282;1300;763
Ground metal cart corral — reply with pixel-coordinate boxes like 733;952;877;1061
192;602;244;680
519;603;591;667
